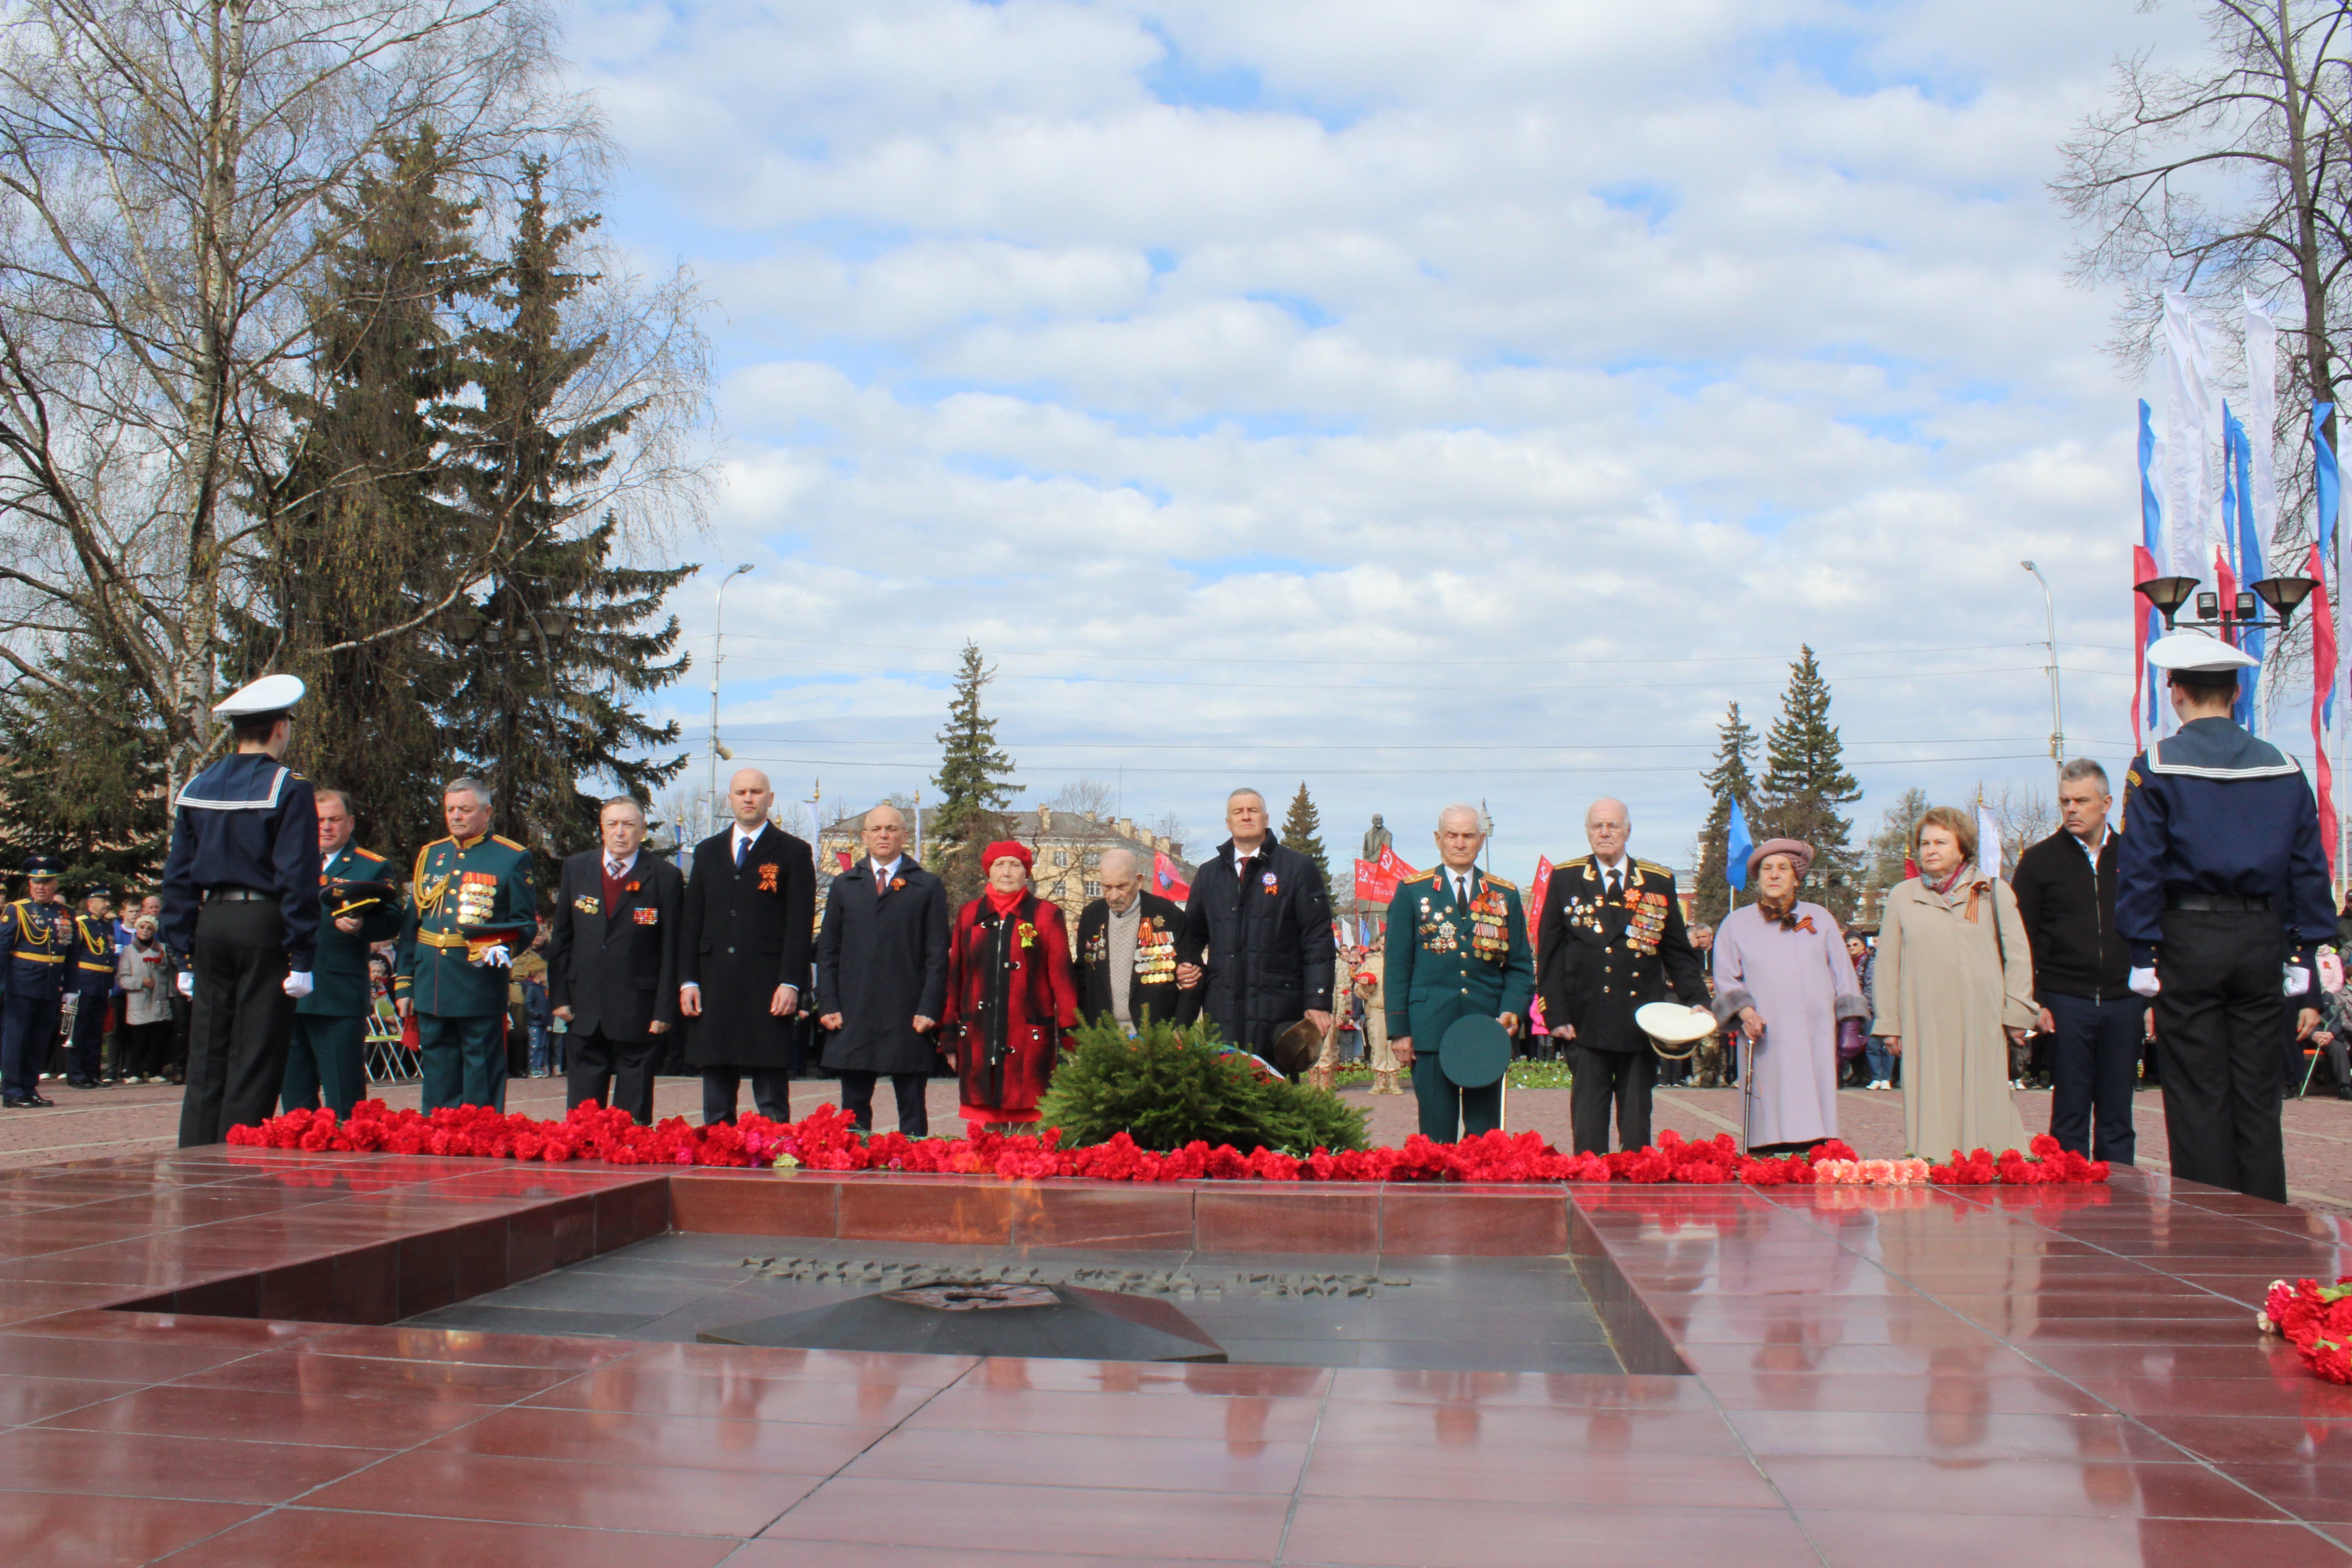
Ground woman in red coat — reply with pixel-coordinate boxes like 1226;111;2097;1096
941;841;1079;1132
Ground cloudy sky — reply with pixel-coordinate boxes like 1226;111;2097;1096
568;0;2227;880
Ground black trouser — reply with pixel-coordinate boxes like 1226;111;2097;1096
178;902;295;1147
838;1069;929;1136
65;993;106;1083
702;1067;793;1125
567;1030;661;1125
1569;1044;1655;1154
2152;908;2289;1203
1;993;59;1100
2045;992;2141;1165
119;1019;173;1081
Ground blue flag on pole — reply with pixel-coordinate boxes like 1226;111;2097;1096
1726;798;1754;892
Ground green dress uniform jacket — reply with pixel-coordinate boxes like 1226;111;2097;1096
396;834;537;1017
1384;870;1536;1045
304;844;402;1018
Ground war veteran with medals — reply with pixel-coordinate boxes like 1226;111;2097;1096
1538;796;1708;1154
1074;846;1190;1031
162;674;323;1145
396;777;537;1112
282;788;401;1119
1385;804;1534;1142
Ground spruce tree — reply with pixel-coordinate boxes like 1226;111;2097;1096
242;127;485;853
1757;645;1862;921
1690;701;1759;926
1862;787;1931;923
932;641;1017;862
440;159;691;862
1281;783;1331;889
0;651;171;893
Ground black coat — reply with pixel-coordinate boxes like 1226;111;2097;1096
1176;831;1334;1050
2012;829;2130;1003
679;825;817;1069
1074;891;1195;1029
1536;856;1706;1054
816;856;951;1074
546;851;684;1043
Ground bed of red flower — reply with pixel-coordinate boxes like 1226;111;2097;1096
227;1099;2112;1187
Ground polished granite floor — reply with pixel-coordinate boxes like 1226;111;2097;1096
3;1150;2352;1565
402;1233;1626;1372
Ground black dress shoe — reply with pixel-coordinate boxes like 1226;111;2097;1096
2337;1085;2352;1102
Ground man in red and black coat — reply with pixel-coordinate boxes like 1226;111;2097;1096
680;768;817;1125
549;798;685;1125
941;840;1079;1132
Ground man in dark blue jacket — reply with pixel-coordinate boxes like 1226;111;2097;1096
1175;788;1334;1065
2120;632;2334;1202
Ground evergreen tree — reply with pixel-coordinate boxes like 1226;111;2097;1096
0;655;170;893
1862;787;1932;919
440;160;691;864
242;127;485;853
932;641;1017;860
1281;783;1331;889
1757;645;1863;921
1690;701;1759;926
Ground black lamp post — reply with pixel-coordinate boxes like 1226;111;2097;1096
2134;572;2320;635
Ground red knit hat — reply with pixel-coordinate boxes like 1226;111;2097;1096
981;840;1033;872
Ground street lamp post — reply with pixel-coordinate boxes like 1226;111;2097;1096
709;563;754;836
2021;561;2063;789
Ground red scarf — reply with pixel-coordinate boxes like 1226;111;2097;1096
985;886;1026;918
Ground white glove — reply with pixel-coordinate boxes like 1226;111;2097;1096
176;971;194;999
282;970;314;999
2128;966;2161;998
2286;965;2313;998
477;944;511;968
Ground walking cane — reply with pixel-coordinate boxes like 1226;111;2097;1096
1740;1024;1762;1152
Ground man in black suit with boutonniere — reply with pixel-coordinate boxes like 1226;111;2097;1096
681;768;817;1125
816;802;949;1135
550;797;685;1125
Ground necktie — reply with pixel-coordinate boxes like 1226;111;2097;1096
608;858;625;881
876;865;888;895
1607;867;1623;901
1455;874;1470;904
735;834;748;869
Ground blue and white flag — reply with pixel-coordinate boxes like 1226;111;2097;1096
1725;798;1754;892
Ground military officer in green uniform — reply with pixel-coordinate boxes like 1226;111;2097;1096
396;777;537;1112
282;788;402;1118
1385;804;1534;1141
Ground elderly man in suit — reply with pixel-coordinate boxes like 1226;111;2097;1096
1387;804;1534;1141
1537;796;1708;1154
817;803;950;1135
279;788;401;1118
1073;847;1189;1032
1175;787;1335;1060
681;768;817;1124
549;797;685;1125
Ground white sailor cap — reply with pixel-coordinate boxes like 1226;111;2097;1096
213;672;306;721
2145;632;2259;673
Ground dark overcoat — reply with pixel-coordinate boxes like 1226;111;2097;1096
1073;891;1193;1029
941;892;1079;1117
679;825;817;1070
816;856;951;1075
1536;856;1707;1054
1175;831;1334;1050
547;851;684;1043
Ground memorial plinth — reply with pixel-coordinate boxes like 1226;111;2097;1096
0;1150;2346;1567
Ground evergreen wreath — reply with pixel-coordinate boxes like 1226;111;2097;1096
1038;1016;1369;1155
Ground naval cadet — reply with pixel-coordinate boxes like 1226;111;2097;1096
64;884;118;1088
160;675;323;1146
1385;804;1534;1142
281;788;402;1119
396;777;537;1112
1538;796;1709;1154
0;858;73;1108
2119;632;2334;1204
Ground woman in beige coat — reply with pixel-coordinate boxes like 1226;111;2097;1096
1872;806;2034;1158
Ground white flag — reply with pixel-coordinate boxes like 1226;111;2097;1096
2245;290;2279;556
1977;806;2002;882
2164;293;2216;579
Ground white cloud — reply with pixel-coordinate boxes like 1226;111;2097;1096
572;0;2244;873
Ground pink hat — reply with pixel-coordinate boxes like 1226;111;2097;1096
1746;837;1813;882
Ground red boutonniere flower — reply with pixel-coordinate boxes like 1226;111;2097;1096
626;881;640;894
757;862;779;892
892;877;906;891
1016;921;1038;948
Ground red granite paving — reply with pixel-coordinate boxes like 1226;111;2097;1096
0;1141;2347;1564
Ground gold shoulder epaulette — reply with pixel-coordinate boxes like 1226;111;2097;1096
1400;872;1436;887
491;835;527;852
412;840;445;881
351;847;387;864
1482;874;1518;891
1636;859;1672;877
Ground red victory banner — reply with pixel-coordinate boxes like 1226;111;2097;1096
1152;850;1192;901
1353;844;1422;905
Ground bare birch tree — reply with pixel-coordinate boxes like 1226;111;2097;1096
0;0;588;798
